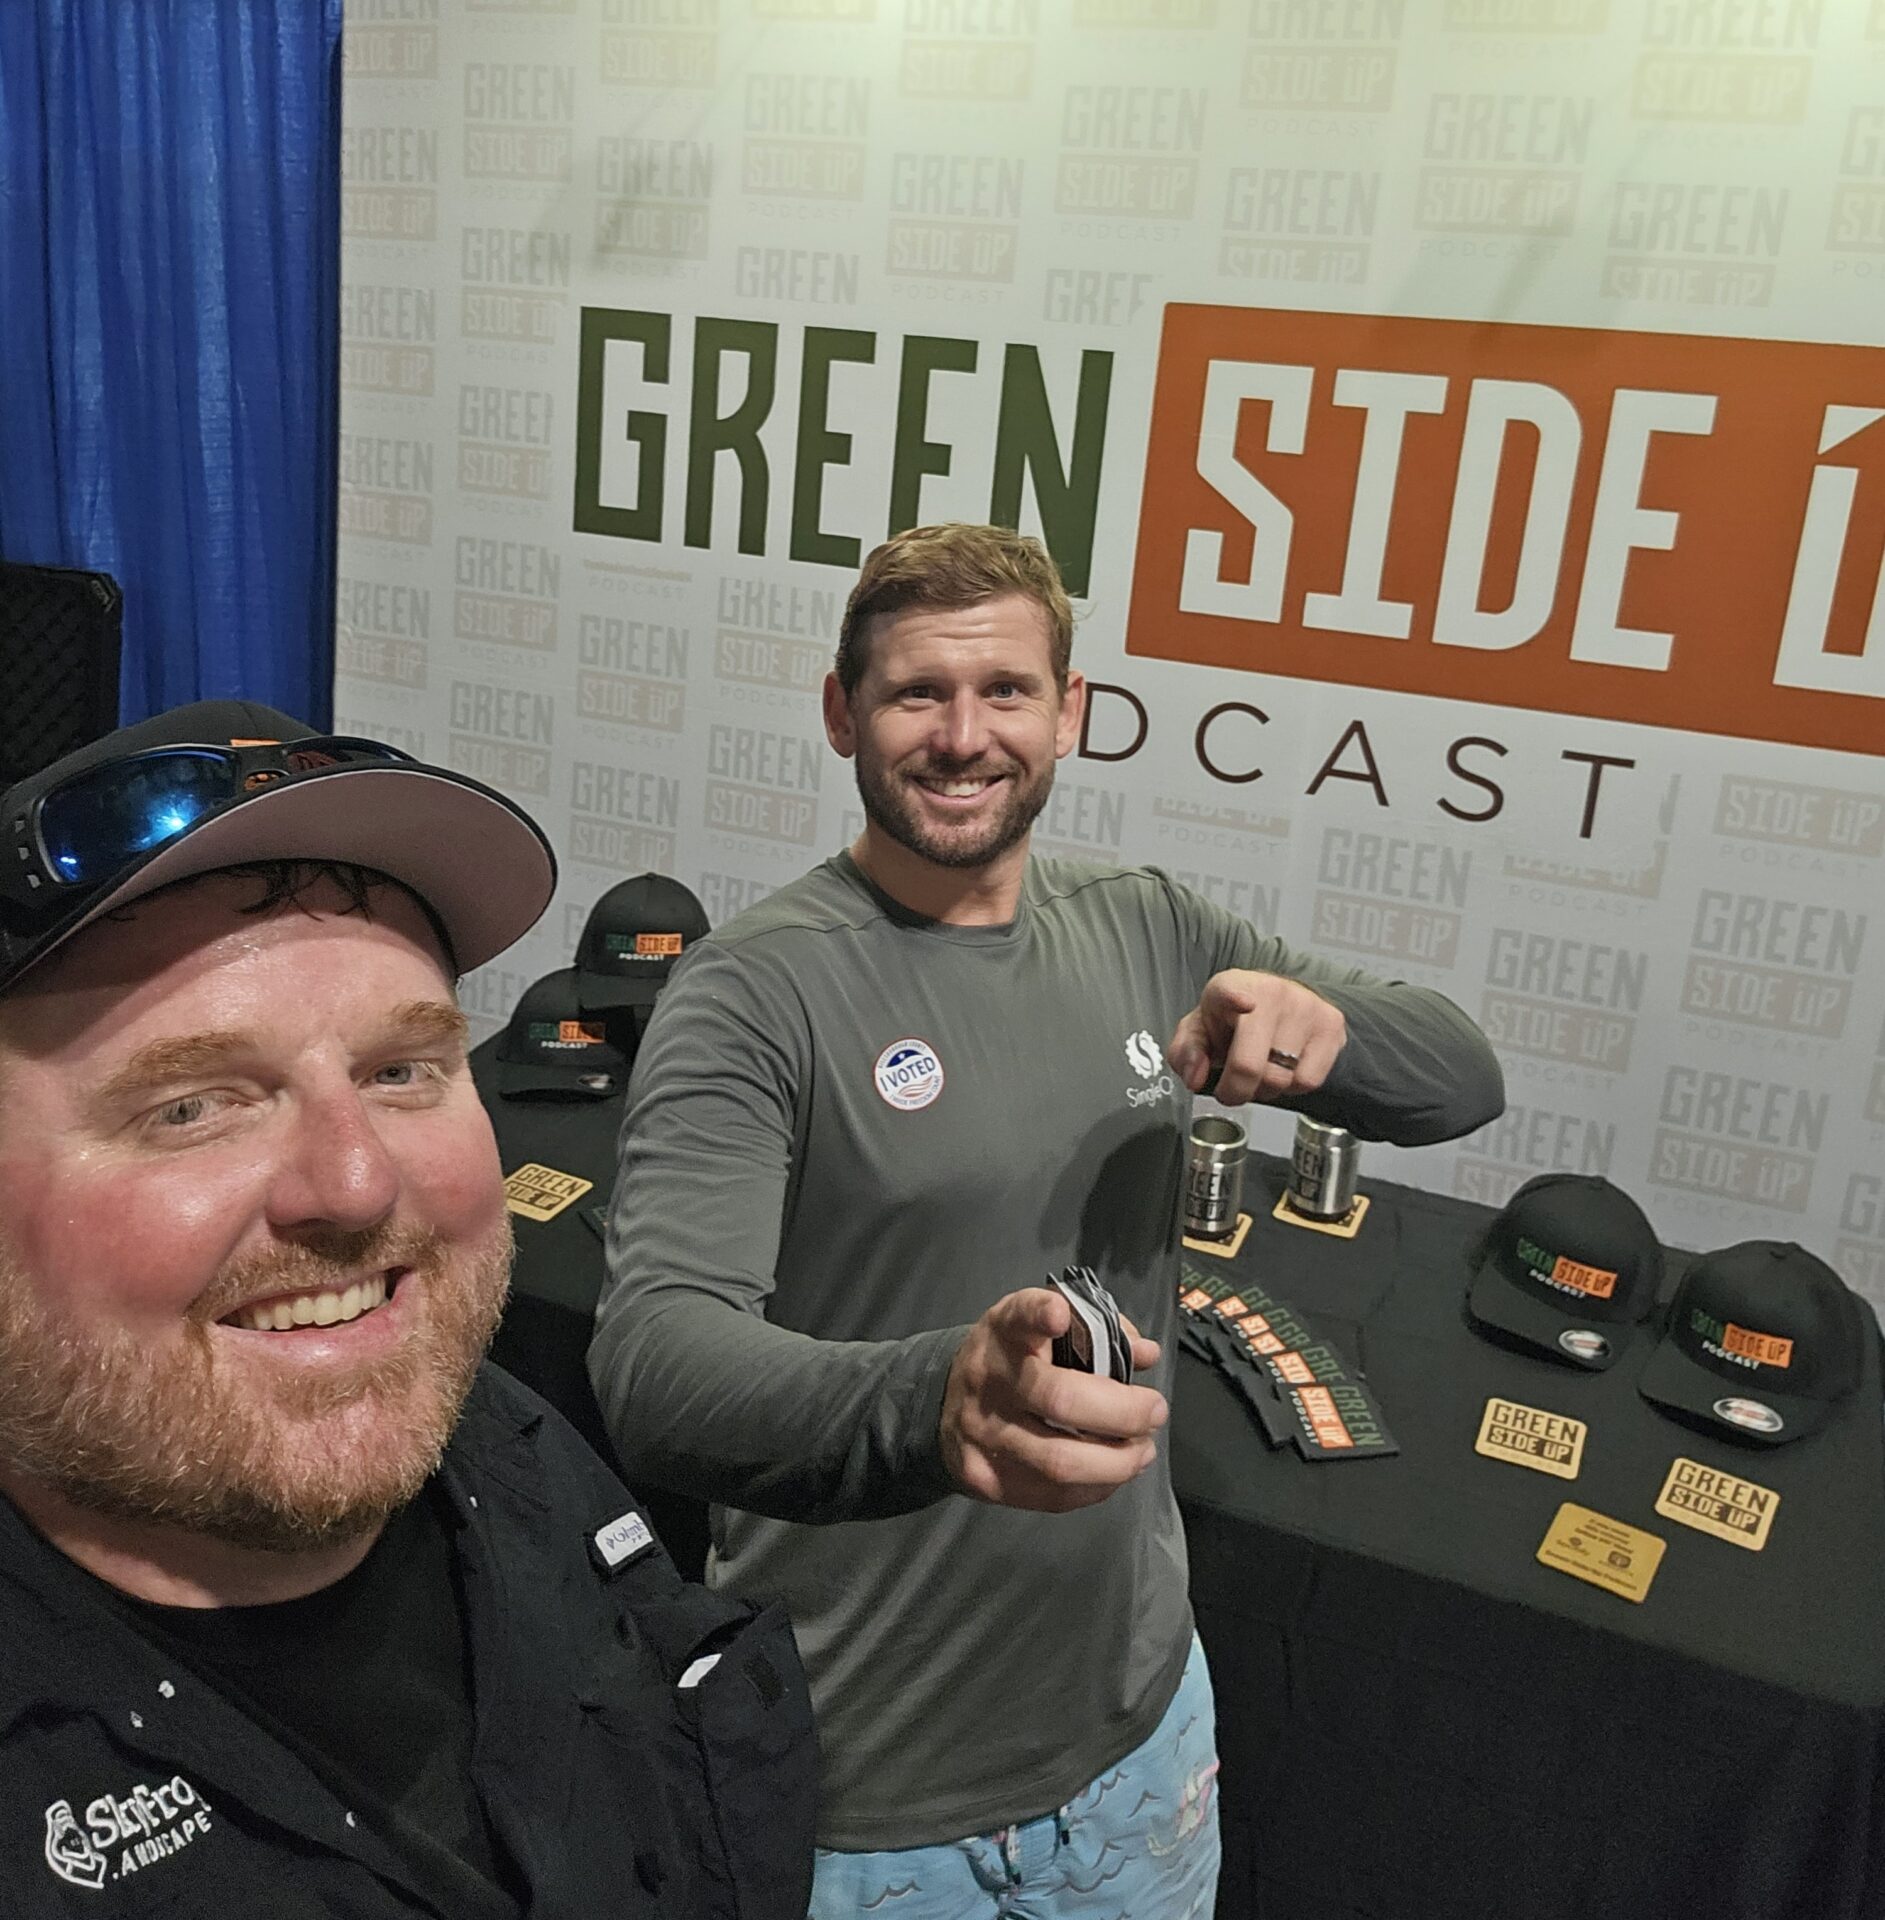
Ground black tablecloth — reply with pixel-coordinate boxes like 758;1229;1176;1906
470;1038;712;1579
1178;1155;1885;1920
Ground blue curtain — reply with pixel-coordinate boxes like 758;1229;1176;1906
0;0;342;726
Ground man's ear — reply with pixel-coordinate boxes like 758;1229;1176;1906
1054;671;1087;760
822;673;857;759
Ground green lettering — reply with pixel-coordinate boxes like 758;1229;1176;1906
573;307;669;542
989;345;1111;596
791;327;875;566
889;335;978;535
685;318;778;554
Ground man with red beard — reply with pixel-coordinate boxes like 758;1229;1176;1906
590;524;1503;1918
0;702;813;1917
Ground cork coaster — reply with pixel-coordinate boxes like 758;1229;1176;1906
1272;1193;1370;1239
1181;1211;1254;1259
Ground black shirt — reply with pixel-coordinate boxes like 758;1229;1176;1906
0;1366;816;1917
108;1489;517;1914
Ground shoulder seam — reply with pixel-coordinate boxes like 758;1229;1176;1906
1029;863;1163;911
705;894;888;954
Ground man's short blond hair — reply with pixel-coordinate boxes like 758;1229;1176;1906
834;524;1074;698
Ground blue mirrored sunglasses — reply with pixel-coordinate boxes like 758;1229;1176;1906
13;736;415;896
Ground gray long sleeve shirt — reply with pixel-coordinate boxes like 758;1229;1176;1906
589;853;1504;1847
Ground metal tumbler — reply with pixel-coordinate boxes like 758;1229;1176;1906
1185;1116;1248;1238
1289;1118;1360;1220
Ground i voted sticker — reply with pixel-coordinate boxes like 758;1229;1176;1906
873;1037;945;1112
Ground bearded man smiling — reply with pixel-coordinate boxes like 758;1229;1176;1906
0;702;814;1919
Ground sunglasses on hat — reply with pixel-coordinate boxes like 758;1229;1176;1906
3;735;414;905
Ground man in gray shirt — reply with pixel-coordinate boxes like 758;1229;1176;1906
590;524;1503;1917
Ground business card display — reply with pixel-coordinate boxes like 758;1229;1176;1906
1537;1503;1666;1603
1474;1398;1587;1481
1654;1457;1780;1552
1285;1380;1399;1460
1176;1264;1397;1460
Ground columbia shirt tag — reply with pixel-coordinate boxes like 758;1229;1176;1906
590;1510;655;1574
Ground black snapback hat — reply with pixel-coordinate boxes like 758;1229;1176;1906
489;967;629;1100
1638;1242;1866;1447
0;700;555;991
575;872;709;1013
1467;1173;1663;1371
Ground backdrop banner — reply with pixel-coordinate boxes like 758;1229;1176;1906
336;0;1885;1302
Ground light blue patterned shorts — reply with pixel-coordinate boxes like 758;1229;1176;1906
809;1634;1220;1920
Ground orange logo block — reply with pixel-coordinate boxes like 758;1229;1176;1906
1296;1384;1354;1450
1550;1255;1619;1300
1722;1322;1794;1369
1128;305;1885;756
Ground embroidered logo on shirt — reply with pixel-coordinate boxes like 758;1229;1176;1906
873;1038;946;1112
1124;1029;1164;1079
44;1775;214;1890
591;1509;656;1573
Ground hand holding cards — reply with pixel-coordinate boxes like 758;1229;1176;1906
937;1281;1166;1513
1048;1265;1133;1384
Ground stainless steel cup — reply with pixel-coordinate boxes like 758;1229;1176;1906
1289;1118;1360;1219
1185;1116;1247;1238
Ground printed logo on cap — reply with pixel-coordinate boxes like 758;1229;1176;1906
1691;1310;1794;1373
1638;1240;1867;1448
1517;1237;1619;1301
527;1019;609;1052
602;930;684;970
1466;1174;1662;1372
874;1037;945;1112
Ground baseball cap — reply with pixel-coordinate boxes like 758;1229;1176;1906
487;968;629;1100
1466;1173;1663;1371
1638;1242;1866;1447
575;873;709;1013
0;699;555;991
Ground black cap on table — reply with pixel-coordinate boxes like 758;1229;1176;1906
575;871;710;1014
1638;1241;1866;1447
1466;1173;1663;1372
487;967;630;1101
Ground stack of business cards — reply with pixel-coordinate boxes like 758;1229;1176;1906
1176;1263;1399;1462
1047;1265;1133;1383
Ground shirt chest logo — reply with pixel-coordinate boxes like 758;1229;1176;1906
874;1037;946;1111
1125;1029;1163;1079
44;1774;214;1890
1124;1027;1177;1107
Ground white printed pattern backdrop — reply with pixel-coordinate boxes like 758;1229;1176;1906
335;0;1885;1304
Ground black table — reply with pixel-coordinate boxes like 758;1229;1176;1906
470;1038;713;1579
1177;1155;1885;1920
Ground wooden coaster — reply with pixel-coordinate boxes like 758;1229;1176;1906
1272;1192;1370;1239
1181;1211;1254;1258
